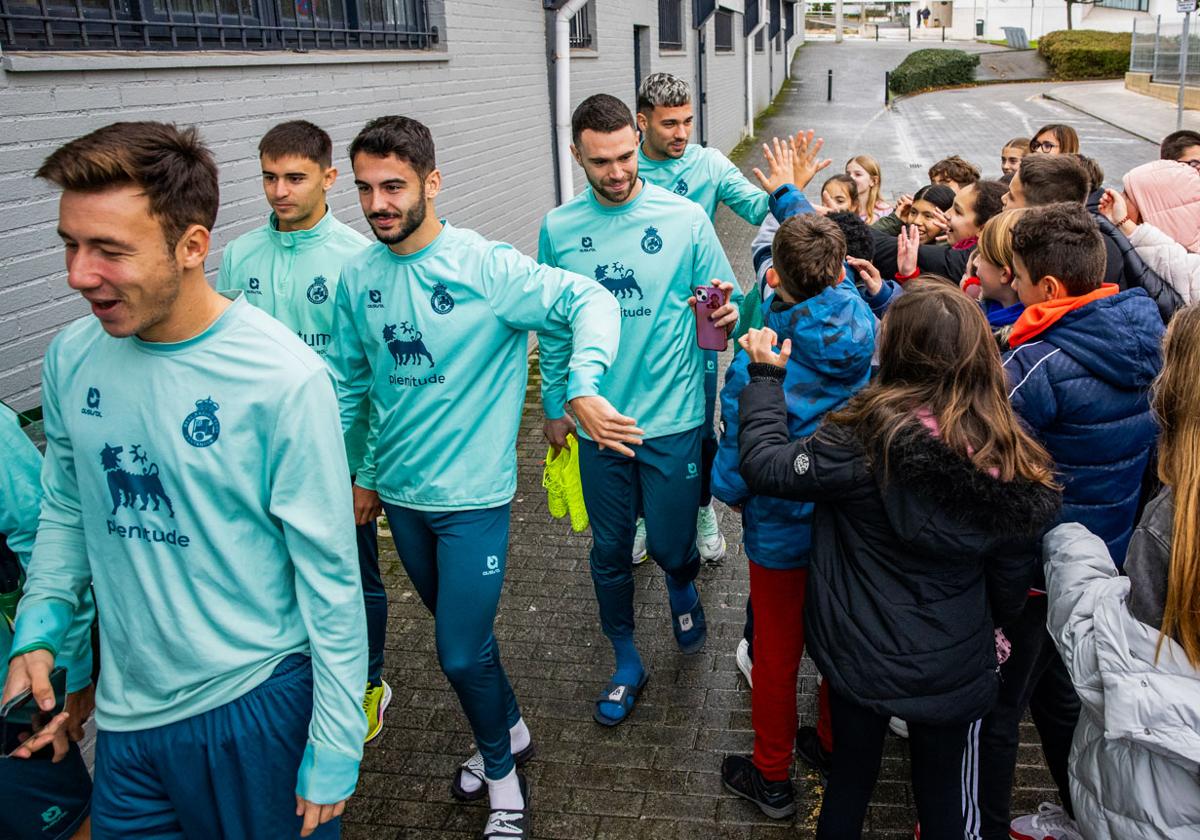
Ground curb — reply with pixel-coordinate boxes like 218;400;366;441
1041;89;1161;145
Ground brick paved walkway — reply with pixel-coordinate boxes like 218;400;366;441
340;39;1154;839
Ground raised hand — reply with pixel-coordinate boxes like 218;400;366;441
897;224;921;277
751;135;796;195
738;327;792;368
1098;188;1127;226
846;256;884;296
791;130;832;191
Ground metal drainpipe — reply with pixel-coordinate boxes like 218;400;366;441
553;0;592;205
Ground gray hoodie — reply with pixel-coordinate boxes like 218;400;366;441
1044;523;1200;840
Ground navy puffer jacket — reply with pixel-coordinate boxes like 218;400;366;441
1003;288;1163;573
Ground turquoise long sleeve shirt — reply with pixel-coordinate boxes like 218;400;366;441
327;221;619;511
217;209;372;475
638;143;770;224
538;182;740;439
0;404;94;693
11;295;367;804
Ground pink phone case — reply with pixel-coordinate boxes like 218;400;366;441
694;286;728;351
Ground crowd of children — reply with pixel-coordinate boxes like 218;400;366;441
717;126;1200;840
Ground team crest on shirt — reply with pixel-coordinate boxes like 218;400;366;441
430;281;454;314
306;276;329;305
247;277;262;295
641;226;663;254
674;179;689;196
182;397;221;447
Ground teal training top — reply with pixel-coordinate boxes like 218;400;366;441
538;182;740;439
0;404;94;693
216;209;372;475
327;221;619;511
638;143;769;224
11;295;367;805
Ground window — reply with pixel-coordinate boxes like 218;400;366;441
0;0;430;50
714;9;733;52
658;0;683;50
775;31;782;51
754;27;763;52
569;0;593;49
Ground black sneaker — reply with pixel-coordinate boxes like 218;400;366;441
480;774;530;839
721;754;796;819
795;725;832;783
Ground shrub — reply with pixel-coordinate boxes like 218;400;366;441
1038;29;1131;80
888;49;980;96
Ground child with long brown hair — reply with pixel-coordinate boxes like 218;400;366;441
1040;303;1200;840
845;155;891;223
736;280;1062;840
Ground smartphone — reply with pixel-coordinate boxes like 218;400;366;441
694;285;728;351
0;666;66;758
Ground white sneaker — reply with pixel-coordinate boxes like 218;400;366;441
1009;802;1084;840
735;638;753;688
632;518;648;565
696;504;727;564
888;717;909;738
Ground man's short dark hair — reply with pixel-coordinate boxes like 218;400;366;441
259;120;333;168
1161;129;1200;161
1011;203;1105;297
1017;155;1089;206
929;155;981;186
772;214;847;300
913;183;955;211
826;211;873;261
572;94;637;147
971;180;1008;228
37;121;219;249
349;116;436;177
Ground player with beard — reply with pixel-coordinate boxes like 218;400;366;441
633;73;771;567
215;121;391;744
328;115;628;840
538;94;740;727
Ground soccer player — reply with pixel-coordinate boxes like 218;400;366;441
634;72;771;565
0;402;95;840
329;115;627;840
539;94;740;727
3;122;367;839
216;120;389;743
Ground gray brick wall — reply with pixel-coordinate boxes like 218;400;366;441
0;0;799;410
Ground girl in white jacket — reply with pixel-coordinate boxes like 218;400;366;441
1042;304;1200;840
1099;187;1200;306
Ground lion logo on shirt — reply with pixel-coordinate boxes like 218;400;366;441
101;443;175;518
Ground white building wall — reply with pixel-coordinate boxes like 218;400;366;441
0;0;800;410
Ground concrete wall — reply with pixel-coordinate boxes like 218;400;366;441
0;0;800;410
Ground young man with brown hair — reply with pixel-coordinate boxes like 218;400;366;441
3;121;368;838
215;120;390;743
929;155;981;192
980;202;1164;840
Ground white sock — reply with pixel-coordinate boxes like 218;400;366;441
487;768;524;811
509;718;531;754
458;720;532;795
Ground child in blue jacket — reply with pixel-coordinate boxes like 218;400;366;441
713;210;875;819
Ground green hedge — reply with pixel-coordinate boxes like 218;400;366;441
888;49;979;96
1038;29;1131;80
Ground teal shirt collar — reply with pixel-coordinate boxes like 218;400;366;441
383;220;450;264
266;206;336;249
131;291;244;356
584;179;649;216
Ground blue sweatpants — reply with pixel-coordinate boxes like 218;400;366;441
701;350;719;506
0;741;91;839
380;502;521;781
356;520;386;686
578;426;703;641
92;654;335;839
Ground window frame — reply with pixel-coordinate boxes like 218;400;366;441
713;8;734;52
657;0;684;51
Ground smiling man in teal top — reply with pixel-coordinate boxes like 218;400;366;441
215;120;390;746
4;122;366;840
539;94;740;729
635;72;771;567
328;115;630;840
